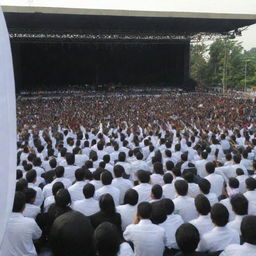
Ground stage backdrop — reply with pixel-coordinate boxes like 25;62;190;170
0;7;16;248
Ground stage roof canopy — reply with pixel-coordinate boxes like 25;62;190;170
1;0;256;35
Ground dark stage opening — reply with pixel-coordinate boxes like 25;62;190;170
11;40;190;91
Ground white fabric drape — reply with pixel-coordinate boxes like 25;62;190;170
0;7;17;247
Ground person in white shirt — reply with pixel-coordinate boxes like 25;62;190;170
23;188;41;219
72;183;100;216
68;168;88;201
194;151;209;178
198;179;218;206
157;198;184;250
220;215;256;256
133;170;152;203
73;147;88;167
236;168;247;193
94;222;134;256
173;180;197;222
95;170;120;206
162;173;176;200
116;189;138;231
205;162;224;197
64;153;79;182
0;192;42;256
26;170;44;207
190;194;214;237
227;194;248;235
198;203;240;253
183;171;200;198
150;184;163;203
150;162;164;185
115;152;132;177
112;165;133;204
44;182;64;212
244;177;256;215
220;134;231;152
102;154;114;175
123;202;166;256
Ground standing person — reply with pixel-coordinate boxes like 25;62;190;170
0;192;42;256
123;202;166;256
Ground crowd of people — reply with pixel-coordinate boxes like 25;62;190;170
2;91;256;256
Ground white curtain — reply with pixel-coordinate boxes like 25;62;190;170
0;7;17;247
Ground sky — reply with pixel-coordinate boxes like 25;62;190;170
237;24;256;51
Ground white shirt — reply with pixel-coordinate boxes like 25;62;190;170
44;195;55;212
198;226;240;252
205;173;224;197
159;214;184;249
204;192;218;206
190;214;214;237
95;184;120;206
115;162;132;176
220;243;256;256
72;197;100;216
194;159;208;178
133;183;152;203
90;180;103;190
124;219;166;256
64;165;79;182
116;204;137;231
23;204;41;219
112;177;133;204
244;190;256;215
75;154;88;167
150;174;164;186
118;242;135;256
0;213;42;256
173;195;197;222
237;175;247;193
162;183;176;200
28;183;44;207
188;183;200;198
130;160;151;180
220;198;235;221
227;215;245;235
68;181;88;201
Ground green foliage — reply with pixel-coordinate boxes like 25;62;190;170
190;39;256;90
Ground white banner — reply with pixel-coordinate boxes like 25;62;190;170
0;7;17;247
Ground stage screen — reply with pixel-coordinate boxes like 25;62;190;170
11;40;190;91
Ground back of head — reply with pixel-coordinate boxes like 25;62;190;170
12;191;26;212
137;170;150;183
241;216;256;245
246;177;256;191
181;153;188;162
24;188;37;204
83;183;95;199
205;162;215;174
153;162;163;175
50;211;95;256
93;168;104;181
228;177;239;189
236;168;244;176
161;198;175;215
198;179;211;194
118;152;126;162
99;194;116;215
225;153;232;161
166;160;174;171
175;223;200;254
26;170;37;183
137;202;152;219
211;203;229;227
94;222;121;256
55;189;71;208
66;153;75;165
175;180;188;196
201;151;208;160
183;171;194;183
16;178;28;192
103;154;110;163
195;194;211;215
113;165;124;178
163;173;173;184
75;168;85;181
230;194;248;216
101;171;113;185
151;184;163;199
150;201;167;224
123;189;138;206
52;182;65;196
233;154;241;164
49;158;57;169
55;166;65;178
136;152;143;160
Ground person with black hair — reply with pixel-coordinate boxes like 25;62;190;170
112;165;133;204
235;168;247;193
198;203;240;252
133;170;152;202
94;222;134;256
95;170;120;206
44;182;65;212
23;188;41;219
102;154;114;175
190;194;214;237
159;199;184;251
173;180;197;222
72;183;100;216
41;158;57;184
198;179;218;206
90;167;104;190
183;171;200;198
162;173;176;200
244;177;256;215
194;151;209;178
220;215;256;256
64;153;78;182
205;162;224;197
130;152;150;181
73;146;89;167
227;194;248;234
175;223;206;256
68;168;88;201
151;162;164;185
115;152;132;177
49;211;95;256
116;189;139;231
90;194;122;232
124;202;166;256
26;169;44;207
0;192;42;256
150;184;163;203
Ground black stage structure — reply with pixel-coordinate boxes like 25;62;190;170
4;13;256;91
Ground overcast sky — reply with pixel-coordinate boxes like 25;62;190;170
236;24;256;51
